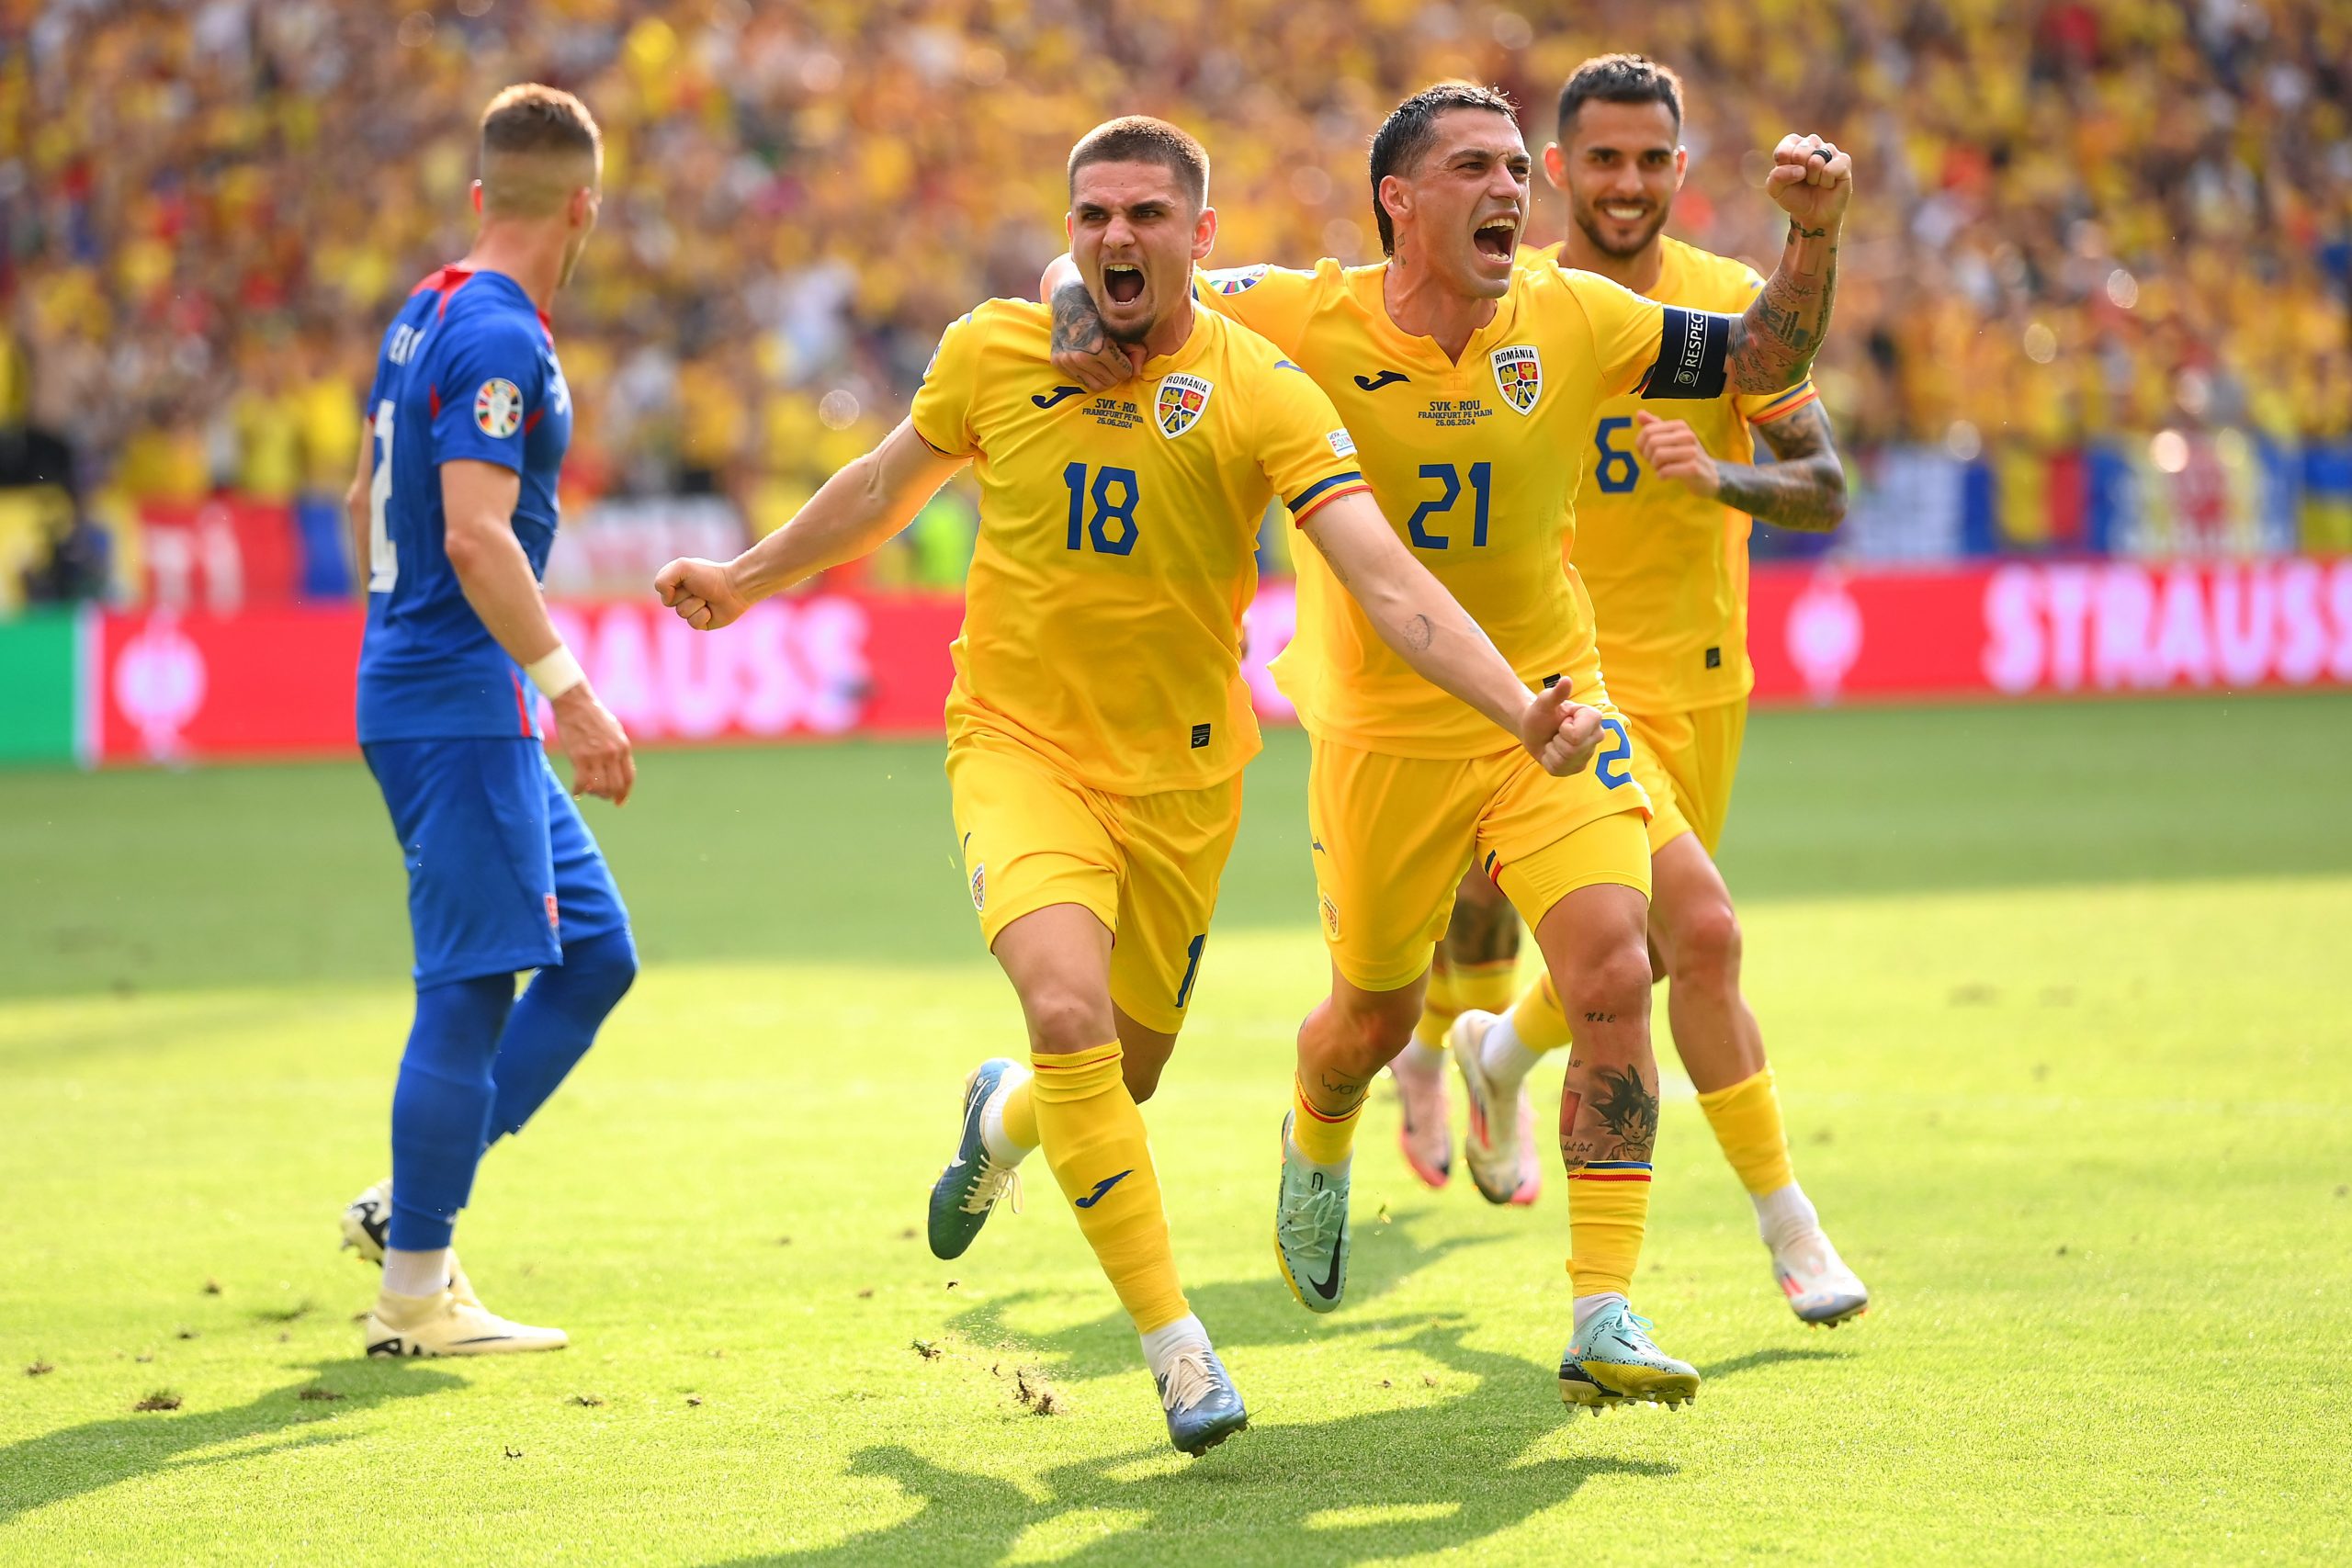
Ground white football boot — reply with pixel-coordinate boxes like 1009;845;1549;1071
362;1286;568;1358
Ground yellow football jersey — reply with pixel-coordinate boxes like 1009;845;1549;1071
1194;258;1718;757
910;298;1369;795
1528;237;1821;713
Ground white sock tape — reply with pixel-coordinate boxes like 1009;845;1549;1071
525;644;586;700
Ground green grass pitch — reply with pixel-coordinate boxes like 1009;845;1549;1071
4;694;2349;1564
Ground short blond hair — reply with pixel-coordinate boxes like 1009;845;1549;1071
479;85;601;218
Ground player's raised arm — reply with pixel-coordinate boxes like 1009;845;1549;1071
1721;133;1850;394
656;417;965;630
1298;489;1603;778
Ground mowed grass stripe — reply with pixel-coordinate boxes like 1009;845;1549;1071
3;873;2348;1562
2;692;2348;998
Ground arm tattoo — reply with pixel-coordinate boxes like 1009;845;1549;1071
1402;613;1433;652
1727;234;1838;395
1710;401;1847;533
1049;280;1109;359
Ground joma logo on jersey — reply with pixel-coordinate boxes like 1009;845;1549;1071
1490;345;1542;415
1156;374;1214;439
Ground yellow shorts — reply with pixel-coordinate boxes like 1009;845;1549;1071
947;729;1243;1035
1624;698;1748;856
1307;734;1653;993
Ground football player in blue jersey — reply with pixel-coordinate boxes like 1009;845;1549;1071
336;85;637;1358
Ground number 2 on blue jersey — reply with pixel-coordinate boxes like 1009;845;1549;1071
368;400;398;592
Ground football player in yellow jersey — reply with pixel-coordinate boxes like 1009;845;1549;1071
1408;56;1871;1330
1047;83;1851;1413
655;118;1604;1457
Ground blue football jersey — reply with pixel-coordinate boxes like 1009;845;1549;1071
356;266;574;742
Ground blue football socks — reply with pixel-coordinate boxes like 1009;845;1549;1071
488;927;638;1144
388;972;514;1251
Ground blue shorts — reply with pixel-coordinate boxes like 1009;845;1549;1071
363;737;629;988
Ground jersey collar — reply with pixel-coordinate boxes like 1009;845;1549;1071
1137;304;1211;378
1356;261;1524;368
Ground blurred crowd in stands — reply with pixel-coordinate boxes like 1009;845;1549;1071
2;0;2348;604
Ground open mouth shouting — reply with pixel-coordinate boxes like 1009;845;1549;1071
1102;261;1147;307
1472;212;1519;263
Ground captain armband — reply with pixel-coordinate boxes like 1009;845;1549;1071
1639;307;1732;400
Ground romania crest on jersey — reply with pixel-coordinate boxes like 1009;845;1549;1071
1156;374;1214;439
1490;344;1542;415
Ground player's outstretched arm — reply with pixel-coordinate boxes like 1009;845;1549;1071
443;457;635;806
656;418;966;631
1299;490;1603;777
1633;401;1847;533
1724;133;1851;395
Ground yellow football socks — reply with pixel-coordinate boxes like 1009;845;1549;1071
1509;973;1577;1053
1029;1043;1188;1334
1412;958;1521;1049
1289;1075;1363;1166
1694;1066;1797;1197
1453;958;1519;1017
1565;1161;1652;1301
1000;1077;1038;1150
1410;963;1460;1049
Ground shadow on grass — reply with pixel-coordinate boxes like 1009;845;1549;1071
942;1205;1500;1381
1700;1345;1852;1382
720;1319;1675;1568
0;1360;462;1525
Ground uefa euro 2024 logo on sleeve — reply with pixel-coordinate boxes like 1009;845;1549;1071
475;378;524;438
1156;374;1213;439
1490;344;1542;415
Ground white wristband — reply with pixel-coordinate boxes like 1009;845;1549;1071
526;645;586;701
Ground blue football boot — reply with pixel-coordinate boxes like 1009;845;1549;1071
927;1058;1026;1260
1157;1344;1249;1456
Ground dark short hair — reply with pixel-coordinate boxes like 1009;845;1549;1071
1068;116;1210;211
1556;53;1684;140
481;83;602;162
1367;82;1519;256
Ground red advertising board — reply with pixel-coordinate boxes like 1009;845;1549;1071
138;499;300;612
85;558;2352;764
1747;558;2352;704
95;605;363;762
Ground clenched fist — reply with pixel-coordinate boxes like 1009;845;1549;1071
1519;681;1605;778
1766;132;1852;233
1633;411;1719;498
655;557;751;631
